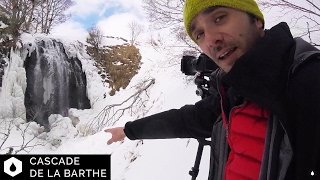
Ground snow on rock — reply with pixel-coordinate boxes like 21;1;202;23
47;114;78;148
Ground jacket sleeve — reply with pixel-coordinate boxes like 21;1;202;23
124;93;221;140
287;53;320;179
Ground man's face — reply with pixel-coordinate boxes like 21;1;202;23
190;7;265;73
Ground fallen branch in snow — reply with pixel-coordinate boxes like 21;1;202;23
0;118;46;154
12;122;45;154
84;78;156;134
0;119;13;150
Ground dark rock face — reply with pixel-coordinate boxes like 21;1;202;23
0;47;9;88
24;39;91;128
0;59;7;87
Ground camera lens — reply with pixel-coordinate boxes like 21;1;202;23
181;55;197;75
196;88;203;96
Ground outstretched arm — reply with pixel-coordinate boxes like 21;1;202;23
105;93;221;144
123;94;221;140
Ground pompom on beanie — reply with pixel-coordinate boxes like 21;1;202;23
183;0;264;43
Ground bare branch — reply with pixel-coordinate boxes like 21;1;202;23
142;0;185;30
258;0;320;45
0;119;46;154
84;78;156;133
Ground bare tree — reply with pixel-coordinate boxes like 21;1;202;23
87;25;104;50
0;0;39;41
34;0;74;34
86;25;104;63
23;0;38;32
0;0;74;37
142;0;200;56
128;21;144;45
142;0;185;30
258;0;320;46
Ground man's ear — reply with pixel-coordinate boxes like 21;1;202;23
255;18;264;30
255;18;265;36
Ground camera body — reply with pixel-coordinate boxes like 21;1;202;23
181;53;219;99
181;53;218;76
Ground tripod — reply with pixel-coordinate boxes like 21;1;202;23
188;71;217;180
189;139;211;180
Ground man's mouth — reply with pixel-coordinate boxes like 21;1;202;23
218;47;236;60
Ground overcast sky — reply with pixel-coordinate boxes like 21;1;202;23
51;0;148;43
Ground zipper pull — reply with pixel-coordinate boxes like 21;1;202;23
226;124;229;138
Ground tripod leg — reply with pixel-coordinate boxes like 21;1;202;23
189;140;205;180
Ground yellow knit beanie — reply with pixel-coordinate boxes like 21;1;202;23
183;0;264;43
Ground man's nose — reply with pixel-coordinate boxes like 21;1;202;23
204;29;223;49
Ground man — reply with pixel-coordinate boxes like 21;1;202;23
105;0;320;179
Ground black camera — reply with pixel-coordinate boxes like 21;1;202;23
181;53;218;76
181;53;219;99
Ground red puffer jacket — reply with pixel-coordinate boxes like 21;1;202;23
221;100;268;180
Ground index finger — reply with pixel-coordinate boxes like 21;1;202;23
104;128;111;133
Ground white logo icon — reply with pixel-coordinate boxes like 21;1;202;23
4;157;23;177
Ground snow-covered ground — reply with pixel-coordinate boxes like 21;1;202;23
0;33;211;180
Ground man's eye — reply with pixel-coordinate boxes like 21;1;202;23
215;15;226;23
196;32;203;40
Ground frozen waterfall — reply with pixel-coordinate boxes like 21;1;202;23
23;38;91;128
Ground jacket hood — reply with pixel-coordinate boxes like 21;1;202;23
291;37;320;73
294;37;319;58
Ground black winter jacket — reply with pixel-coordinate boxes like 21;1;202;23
124;22;320;180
